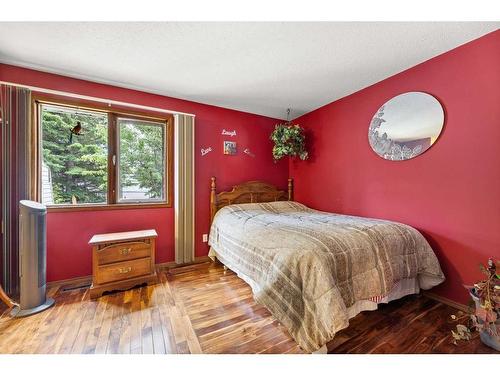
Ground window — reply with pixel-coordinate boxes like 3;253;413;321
41;104;109;205
117;118;166;202
38;100;172;209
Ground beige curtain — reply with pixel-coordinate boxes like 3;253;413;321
1;85;32;296
174;114;195;264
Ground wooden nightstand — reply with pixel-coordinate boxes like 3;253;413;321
89;229;158;299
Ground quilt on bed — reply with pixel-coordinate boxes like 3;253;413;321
208;201;445;352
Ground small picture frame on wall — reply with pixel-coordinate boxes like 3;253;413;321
223;141;237;155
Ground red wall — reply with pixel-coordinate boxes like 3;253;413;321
290;30;500;304
2;30;498;304
0;63;288;282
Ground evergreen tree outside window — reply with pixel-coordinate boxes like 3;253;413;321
39;101;171;208
117;118;165;202
41;105;108;205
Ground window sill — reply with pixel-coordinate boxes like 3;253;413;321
46;202;171;212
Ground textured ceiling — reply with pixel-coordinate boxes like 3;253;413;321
0;22;497;119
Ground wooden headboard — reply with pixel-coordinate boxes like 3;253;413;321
210;177;293;223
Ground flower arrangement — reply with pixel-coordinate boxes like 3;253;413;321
453;258;500;350
270;123;308;162
467;258;500;335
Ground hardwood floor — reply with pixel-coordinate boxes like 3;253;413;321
0;262;496;354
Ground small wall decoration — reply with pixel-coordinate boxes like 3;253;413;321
221;129;237;137
200;147;213;156
244;148;255;158
223;141;237;155
270;108;308;162
368;92;444;161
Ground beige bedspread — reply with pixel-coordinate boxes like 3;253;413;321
208;201;445;352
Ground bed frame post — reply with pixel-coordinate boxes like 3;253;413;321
210;176;217;223
288;178;294;201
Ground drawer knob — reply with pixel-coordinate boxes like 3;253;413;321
119;267;132;274
120;248;132;255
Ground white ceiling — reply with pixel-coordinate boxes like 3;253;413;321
0;22;498;119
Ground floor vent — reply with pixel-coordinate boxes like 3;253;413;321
61;283;91;292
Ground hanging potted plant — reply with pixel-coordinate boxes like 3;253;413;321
463;258;500;351
270;109;308;162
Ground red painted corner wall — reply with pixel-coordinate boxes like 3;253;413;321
290;30;500;305
0;63;288;282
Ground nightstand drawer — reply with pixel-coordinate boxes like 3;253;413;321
97;241;151;265
96;258;151;285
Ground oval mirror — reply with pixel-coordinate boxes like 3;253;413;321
368;92;444;161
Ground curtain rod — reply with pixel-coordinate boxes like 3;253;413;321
0;80;196;117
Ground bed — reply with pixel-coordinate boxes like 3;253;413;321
207;177;445;352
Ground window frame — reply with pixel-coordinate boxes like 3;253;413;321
115;115;168;204
33;95;173;211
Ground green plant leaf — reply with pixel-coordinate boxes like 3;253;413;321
270;123;308;162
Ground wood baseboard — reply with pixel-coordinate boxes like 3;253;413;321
155;261;177;269
47;275;92;289
423;291;472;313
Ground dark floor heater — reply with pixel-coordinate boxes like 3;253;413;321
10;200;54;317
